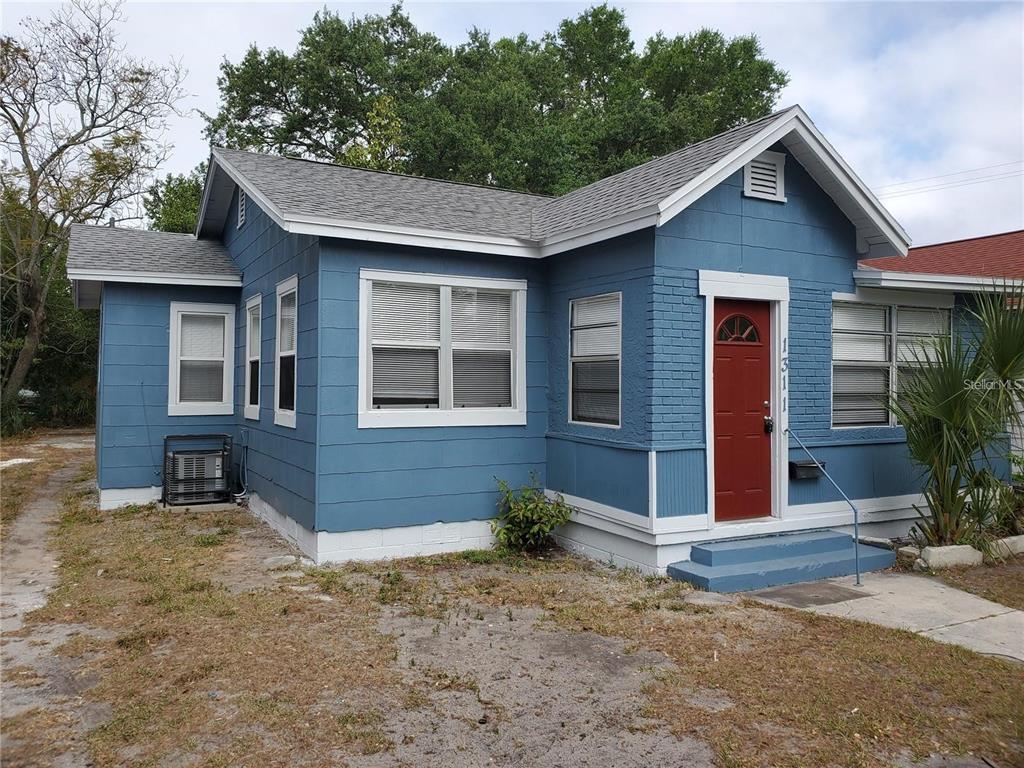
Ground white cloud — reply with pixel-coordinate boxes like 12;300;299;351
4;0;1021;245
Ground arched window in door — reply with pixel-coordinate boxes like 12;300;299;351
716;314;760;343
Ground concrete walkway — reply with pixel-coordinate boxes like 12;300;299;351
752;571;1024;663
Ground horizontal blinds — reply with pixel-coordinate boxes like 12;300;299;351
372;282;440;343
572;360;619;424
248;306;260;358
279;292;297;353
572;325;619;357
833;303;888;333
453;350;511;407
572;294;619;327
833;333;888;362
180;360;224;403
452;289;511;347
181;314;225;358
898;307;949;336
372;347;439;406
832;365;888;425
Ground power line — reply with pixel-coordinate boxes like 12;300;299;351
876;170;1023;199
873;160;1023;190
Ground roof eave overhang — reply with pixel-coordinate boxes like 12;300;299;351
67;267;242;288
853;268;1024;292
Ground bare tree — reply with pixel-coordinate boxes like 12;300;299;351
1;0;185;408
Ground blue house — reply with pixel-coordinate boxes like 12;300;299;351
69;105;989;579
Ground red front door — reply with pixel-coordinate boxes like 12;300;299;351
713;299;772;521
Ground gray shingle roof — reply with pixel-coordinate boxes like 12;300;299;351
532;109;790;238
214;147;549;241
214;108;792;243
68;224;240;279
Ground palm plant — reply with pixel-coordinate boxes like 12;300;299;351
889;286;1024;547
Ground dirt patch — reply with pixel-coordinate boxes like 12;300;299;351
937;555;1024;611
350;600;711;767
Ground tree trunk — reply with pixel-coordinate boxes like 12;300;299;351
1;307;46;408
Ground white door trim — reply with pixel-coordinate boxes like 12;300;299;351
698;270;790;529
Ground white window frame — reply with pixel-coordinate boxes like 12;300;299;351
237;189;246;228
743;149;787;202
831;290;953;429
357;269;528;428
167;302;235;417
274;275;298;428
568;292;622;429
244;294;261;421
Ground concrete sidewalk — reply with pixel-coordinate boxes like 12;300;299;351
752;571;1024;663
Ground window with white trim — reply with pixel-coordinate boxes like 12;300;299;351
832;301;951;427
237;189;246;228
244;294;261;420
743;150;786;202
570;293;621;427
168;302;235;416
275;276;298;427
359;270;527;428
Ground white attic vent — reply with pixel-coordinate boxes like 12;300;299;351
744;150;786;202
237;189;247;228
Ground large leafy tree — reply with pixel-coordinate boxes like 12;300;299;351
144;162;207;233
206;4;788;195
0;0;185;414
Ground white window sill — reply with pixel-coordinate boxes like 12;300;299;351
358;408;527;429
168;403;234;417
244;405;260;421
275;409;297;428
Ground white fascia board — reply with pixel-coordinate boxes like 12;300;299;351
655;107;911;258
854;269;1024;292
67;268;241;287
210;149;294;232
194;156;219;238
538;207;660;257
285;216;540;258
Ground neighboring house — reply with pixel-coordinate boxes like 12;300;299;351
66;105;1017;579
861;229;1024;467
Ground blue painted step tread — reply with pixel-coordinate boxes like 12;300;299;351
667;543;895;593
690;530;853;567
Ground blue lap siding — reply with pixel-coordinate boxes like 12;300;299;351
314;240;548;533
223;191;319;530
96;282;238;490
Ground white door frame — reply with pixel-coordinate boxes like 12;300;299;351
698;270;790;528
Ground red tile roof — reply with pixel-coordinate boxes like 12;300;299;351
859;229;1024;279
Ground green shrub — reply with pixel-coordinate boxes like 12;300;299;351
492;475;571;552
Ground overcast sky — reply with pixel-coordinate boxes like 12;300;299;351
4;1;1023;246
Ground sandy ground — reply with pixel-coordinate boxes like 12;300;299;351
349;602;712;768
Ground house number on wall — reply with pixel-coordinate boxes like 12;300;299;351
780;336;789;414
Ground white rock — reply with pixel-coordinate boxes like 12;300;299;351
920;544;983;569
991;535;1024;559
897;545;920;561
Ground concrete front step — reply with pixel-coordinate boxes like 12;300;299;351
690;529;853;567
668;539;896;593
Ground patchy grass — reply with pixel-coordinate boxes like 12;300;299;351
13;488;408;767
10;458;1023;768
0;459;52;539
937;555;1024;611
380;561;1024;768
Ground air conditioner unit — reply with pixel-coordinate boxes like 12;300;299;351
163;435;232;506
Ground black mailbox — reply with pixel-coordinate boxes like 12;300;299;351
789;459;825;480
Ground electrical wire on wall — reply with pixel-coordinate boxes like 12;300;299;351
233;441;248;500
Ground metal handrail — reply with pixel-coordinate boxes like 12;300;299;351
785;427;862;586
